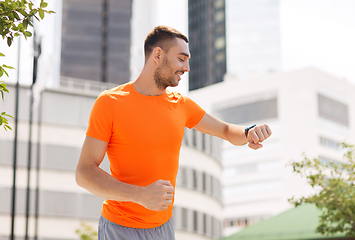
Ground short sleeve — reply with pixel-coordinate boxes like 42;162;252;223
86;93;113;142
184;96;206;129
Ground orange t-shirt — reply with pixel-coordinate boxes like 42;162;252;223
86;82;205;228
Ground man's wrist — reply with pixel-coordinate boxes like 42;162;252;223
245;124;256;138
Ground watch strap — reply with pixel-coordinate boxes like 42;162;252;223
245;124;256;138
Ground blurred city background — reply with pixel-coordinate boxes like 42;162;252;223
0;0;355;239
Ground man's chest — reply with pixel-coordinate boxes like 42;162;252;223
110;101;186;148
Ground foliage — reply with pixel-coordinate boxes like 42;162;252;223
0;0;54;130
0;80;13;130
0;0;55;45
289;143;355;238
75;222;98;240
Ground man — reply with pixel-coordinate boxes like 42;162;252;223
75;26;272;240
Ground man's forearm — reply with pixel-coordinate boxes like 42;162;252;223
225;123;248;146
75;165;141;202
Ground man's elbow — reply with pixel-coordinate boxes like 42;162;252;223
75;167;86;188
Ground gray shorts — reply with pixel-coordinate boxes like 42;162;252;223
98;215;175;240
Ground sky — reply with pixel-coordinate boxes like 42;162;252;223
280;0;355;84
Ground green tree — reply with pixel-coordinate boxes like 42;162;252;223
75;223;98;240
289;143;355;238
0;0;54;130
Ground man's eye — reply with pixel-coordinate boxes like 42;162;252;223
179;58;184;62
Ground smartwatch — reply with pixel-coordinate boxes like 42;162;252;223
245;124;256;138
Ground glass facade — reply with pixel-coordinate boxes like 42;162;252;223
188;0;227;91
61;0;131;84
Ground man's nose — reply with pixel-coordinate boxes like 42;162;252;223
183;62;190;73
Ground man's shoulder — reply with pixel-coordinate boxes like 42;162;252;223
166;90;188;103
99;82;132;99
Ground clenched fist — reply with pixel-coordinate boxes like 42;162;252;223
247;124;272;150
136;180;175;211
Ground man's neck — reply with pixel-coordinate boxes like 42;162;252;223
133;70;166;96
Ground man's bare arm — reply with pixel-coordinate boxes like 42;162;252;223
75;136;174;211
193;113;272;150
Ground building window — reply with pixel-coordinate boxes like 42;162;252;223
202;172;207;192
182;208;188;229
193;210;198;232
223;160;282;178
202;133;206;150
217;98;278;124
193;170;198;189
192;129;197;147
318;94;349;126
319;156;342;168
224;180;282;197
210;175;214;196
320;136;340;150
203;213;207;234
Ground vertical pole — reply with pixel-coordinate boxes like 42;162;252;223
101;0;109;82
25;30;39;240
34;90;42;240
10;36;21;240
25;84;33;240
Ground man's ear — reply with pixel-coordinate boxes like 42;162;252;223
152;47;162;64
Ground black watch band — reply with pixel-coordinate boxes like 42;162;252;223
245;124;256;138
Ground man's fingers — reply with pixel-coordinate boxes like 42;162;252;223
260;127;270;140
160;180;173;186
165;193;174;200
159;180;171;185
248;142;263;150
255;127;265;142
249;130;260;144
163;185;175;194
266;125;272;135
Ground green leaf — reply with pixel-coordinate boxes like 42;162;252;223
7;37;12;47
13;12;20;20
24;31;32;37
39;9;44;19
23;18;28;29
29;9;37;15
18;23;24;31
2;64;15;69
18;9;28;17
0;53;5;57
41;2;48;8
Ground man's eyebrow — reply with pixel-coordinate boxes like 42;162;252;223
179;52;191;58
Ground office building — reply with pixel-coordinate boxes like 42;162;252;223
188;0;227;91
61;0;132;84
188;68;355;236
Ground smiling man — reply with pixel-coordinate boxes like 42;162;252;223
75;26;272;240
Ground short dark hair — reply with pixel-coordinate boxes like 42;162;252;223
144;25;188;60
